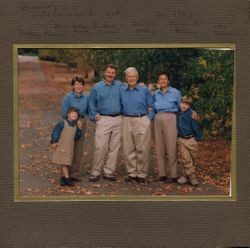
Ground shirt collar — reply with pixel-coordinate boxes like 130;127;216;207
102;80;115;86
73;91;83;97
157;86;173;95
125;84;140;91
66;119;75;126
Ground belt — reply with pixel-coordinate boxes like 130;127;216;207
100;113;121;117
179;134;194;139
156;111;177;114
123;114;146;117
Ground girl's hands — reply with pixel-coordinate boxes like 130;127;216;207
76;119;83;129
51;143;58;149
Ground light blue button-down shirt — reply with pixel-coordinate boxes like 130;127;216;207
61;91;89;119
88;80;122;121
120;84;154;120
153;86;182;113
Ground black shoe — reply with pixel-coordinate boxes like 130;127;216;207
168;177;178;183
136;177;145;184
125;176;137;183
64;177;75;186
103;174;116;181
70;177;82;182
89;175;99;182
60;177;66;186
154;176;167;182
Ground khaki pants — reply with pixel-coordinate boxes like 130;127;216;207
154;112;177;178
69;118;86;177
91;115;122;176
177;137;198;179
121;116;151;178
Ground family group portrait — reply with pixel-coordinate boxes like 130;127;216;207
15;45;234;200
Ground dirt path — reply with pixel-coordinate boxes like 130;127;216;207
18;56;230;198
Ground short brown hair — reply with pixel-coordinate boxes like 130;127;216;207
71;76;85;86
103;64;118;72
157;71;170;80
66;107;80;118
181;96;193;105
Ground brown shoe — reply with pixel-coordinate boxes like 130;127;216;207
103;174;116;181
125;176;137;183
154;176;167;182
190;178;199;186
136;177;145;184
89;174;99;182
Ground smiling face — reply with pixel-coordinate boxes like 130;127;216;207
72;81;84;94
125;67;139;88
158;74;170;89
126;71;138;87
103;67;117;83
67;111;79;121
180;101;190;112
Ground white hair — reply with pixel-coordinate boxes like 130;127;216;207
124;67;139;80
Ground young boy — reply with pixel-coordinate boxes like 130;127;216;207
176;96;202;186
51;107;82;186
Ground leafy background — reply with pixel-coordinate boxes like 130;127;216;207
19;48;234;140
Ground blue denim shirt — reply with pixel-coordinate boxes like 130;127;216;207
50;120;82;144
153;86;182;113
88;80;123;121
120;84;154;120
61;91;89;119
177;108;202;141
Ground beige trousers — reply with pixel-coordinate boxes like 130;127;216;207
69;118;86;177
154;112;177;178
177;137;198;179
122;116;151;178
91;115;122;176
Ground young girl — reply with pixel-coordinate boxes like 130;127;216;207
51;107;82;186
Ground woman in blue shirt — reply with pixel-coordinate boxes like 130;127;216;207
153;71;182;183
61;76;89;182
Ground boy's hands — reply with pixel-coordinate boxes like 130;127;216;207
95;113;101;121
191;110;201;122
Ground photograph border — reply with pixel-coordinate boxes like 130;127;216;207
13;43;236;202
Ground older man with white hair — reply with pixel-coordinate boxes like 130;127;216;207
120;67;154;183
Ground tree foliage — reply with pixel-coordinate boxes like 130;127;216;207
36;48;234;140
182;49;234;140
18;48;39;56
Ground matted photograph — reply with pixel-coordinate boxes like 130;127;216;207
14;44;235;201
